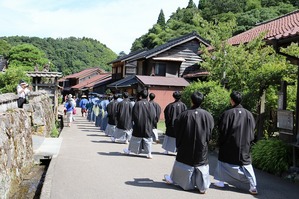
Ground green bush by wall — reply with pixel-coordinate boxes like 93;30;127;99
252;138;291;175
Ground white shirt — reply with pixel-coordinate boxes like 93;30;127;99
17;85;30;98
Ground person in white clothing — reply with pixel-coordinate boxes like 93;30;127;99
17;80;30;108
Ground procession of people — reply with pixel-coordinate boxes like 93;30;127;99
63;89;258;195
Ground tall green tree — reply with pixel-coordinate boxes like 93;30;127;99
0;67;29;93
8;44;49;71
0;40;11;57
157;9;166;28
187;0;197;9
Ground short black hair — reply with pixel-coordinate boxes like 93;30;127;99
139;89;148;99
173;91;181;100
113;94;119;100
191;91;204;106
230;91;242;105
149;93;155;100
123;92;129;98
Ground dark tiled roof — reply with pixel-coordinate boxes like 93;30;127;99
228;10;299;45
132;32;211;60
27;71;62;78
108;49;147;64
107;75;137;88
136;75;189;87
108;32;211;65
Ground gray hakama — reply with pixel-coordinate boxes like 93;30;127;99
214;160;257;190
162;135;177;153
128;136;152;154
105;124;115;137
100;111;108;131
114;127;132;142
170;160;210;192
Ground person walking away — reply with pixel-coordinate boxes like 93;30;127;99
162;91;187;154
112;92;133;143
17;80;30;108
71;95;77;121
64;94;75;127
105;94;119;137
123;89;156;159
149;93;161;143
163;91;214;194
100;96;110;131
79;95;88;117
214;91;258;195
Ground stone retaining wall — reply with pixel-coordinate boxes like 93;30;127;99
0;91;55;198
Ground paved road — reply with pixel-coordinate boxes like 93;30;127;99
41;114;299;199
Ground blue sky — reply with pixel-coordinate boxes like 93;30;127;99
0;0;191;54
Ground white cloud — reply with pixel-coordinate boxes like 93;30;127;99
0;0;190;54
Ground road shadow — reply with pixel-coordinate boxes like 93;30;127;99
81;129;103;132
86;133;105;137
97;151;123;157
125;178;198;193
97;151;152;159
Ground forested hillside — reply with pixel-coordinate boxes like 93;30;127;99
131;0;299;51
0;36;117;74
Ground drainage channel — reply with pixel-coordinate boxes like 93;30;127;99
9;159;51;199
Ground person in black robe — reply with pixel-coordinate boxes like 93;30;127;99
149;93;161;143
123;89;156;159
162;91;187;154
111;92;133;143
164;91;214;194
105;94;118;137
214;91;258;195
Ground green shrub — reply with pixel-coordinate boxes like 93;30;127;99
251;138;291;175
50;121;60;137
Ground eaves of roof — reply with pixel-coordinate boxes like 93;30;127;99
227;9;299;45
136;75;189;87
63;67;103;79
108;49;147;64
27;71;62;78
71;74;111;89
107;75;137;88
129;32;211;61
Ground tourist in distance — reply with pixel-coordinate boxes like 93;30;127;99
16;80;30;108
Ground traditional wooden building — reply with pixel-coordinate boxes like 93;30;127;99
107;32;211;118
58;67;109;97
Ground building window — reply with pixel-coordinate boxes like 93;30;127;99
117;66;122;73
112;67;116;74
154;63;166;76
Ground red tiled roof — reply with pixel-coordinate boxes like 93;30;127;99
227;10;299;45
60;67;104;80
85;76;112;88
72;74;111;89
136;75;189;87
